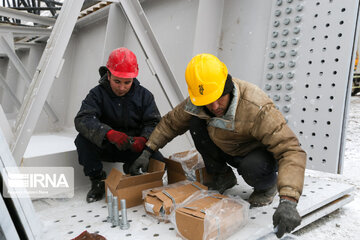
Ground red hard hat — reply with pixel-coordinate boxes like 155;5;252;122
106;48;139;78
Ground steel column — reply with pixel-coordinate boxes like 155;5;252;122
11;0;85;165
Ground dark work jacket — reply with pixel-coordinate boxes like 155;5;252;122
74;74;161;148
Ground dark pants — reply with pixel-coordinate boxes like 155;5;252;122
189;116;277;190
75;134;164;177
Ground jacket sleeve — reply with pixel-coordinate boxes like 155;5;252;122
140;91;162;139
74;89;112;148
146;99;192;151
250;103;307;201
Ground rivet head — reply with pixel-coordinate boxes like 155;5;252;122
269;52;276;59
278;62;285;69
284;94;292;101
289;61;296;68
281;40;288;47
284;18;291;25
271;42;277;48
287;72;294;79
276;84;282;90
266;73;273;80
273;95;281;101
268;63;274;69
274;21;280;27
273;31;279;38
291;38;299;45
282;29;289;36
276;72;283;79
277;0;282;6
283;106;290;113
294;16;302;23
279;51;286;58
296;4;303;12
265;84;272;90
293;27;300;34
275;10;281;17
285;7;292;14
285;83;293;90
287;0;293;3
290;50;297;56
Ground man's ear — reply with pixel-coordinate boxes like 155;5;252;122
107;71;111;81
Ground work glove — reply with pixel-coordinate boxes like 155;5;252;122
129;149;151;176
129;136;147;152
106;130;130;151
273;198;301;238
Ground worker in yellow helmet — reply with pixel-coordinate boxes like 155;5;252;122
130;54;306;238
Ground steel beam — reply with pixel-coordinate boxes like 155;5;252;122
11;0;84;165
192;0;224;56
0;25;51;37
0;6;55;25
118;0;184;108
0;72;22;109
0;35;59;123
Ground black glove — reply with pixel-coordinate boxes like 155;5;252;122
129;149;151;175
273;198;301;238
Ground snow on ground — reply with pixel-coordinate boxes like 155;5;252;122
294;96;360;240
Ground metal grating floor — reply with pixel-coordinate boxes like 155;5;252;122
33;175;354;240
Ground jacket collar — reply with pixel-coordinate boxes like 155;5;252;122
184;80;239;131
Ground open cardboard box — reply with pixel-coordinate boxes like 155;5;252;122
105;158;165;208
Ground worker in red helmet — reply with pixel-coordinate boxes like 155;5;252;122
74;48;163;203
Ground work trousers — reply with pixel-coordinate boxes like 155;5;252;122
75;134;164;177
189;116;277;190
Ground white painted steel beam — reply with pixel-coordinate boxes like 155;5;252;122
0;25;51;37
0;35;59;123
11;0;85;165
0;6;56;26
192;0;224;56
0;72;22;109
118;0;184;108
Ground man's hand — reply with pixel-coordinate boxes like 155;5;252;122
130;136;147;152
106;130;130;151
273;198;301;238
129;149;151;175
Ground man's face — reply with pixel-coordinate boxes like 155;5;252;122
108;73;133;97
205;93;231;117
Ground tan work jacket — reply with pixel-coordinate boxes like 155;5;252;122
147;77;306;200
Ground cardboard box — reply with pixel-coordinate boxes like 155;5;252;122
175;193;248;240
165;149;213;185
143;181;207;219
105;158;165;208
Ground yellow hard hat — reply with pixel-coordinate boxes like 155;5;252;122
185;54;228;106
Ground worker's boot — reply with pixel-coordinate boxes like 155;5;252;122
208;167;237;194
248;184;277;208
86;171;106;203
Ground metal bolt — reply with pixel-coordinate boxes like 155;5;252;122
275;10;281;17
285;7;292;14
281;40;288;47
266;73;273;80
285;83;293;90
284;18;291;25
296;4;303;12
282;29;289;36
287;0;293;3
265;84;272;91
112;196;120;227
274;21;280;27
293;27;300;34
276;73;283;79
278;62;285;69
283;106;290;113
290;50;297;56
269;52;276;59
277;0;282;6
271;42;277;48
276;84;282;90
273;95;281;101
107;189;113;223
287;72;294;79
272;31;279;38
279;51;286;58
284;94;292;101
294;16;302;23
289;61;296;68
120;199;130;230
291;38;299;45
268;63;274;69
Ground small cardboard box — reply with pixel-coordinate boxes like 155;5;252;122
105;158;165;208
175;194;248;240
143;181;207;219
165;149;213;185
